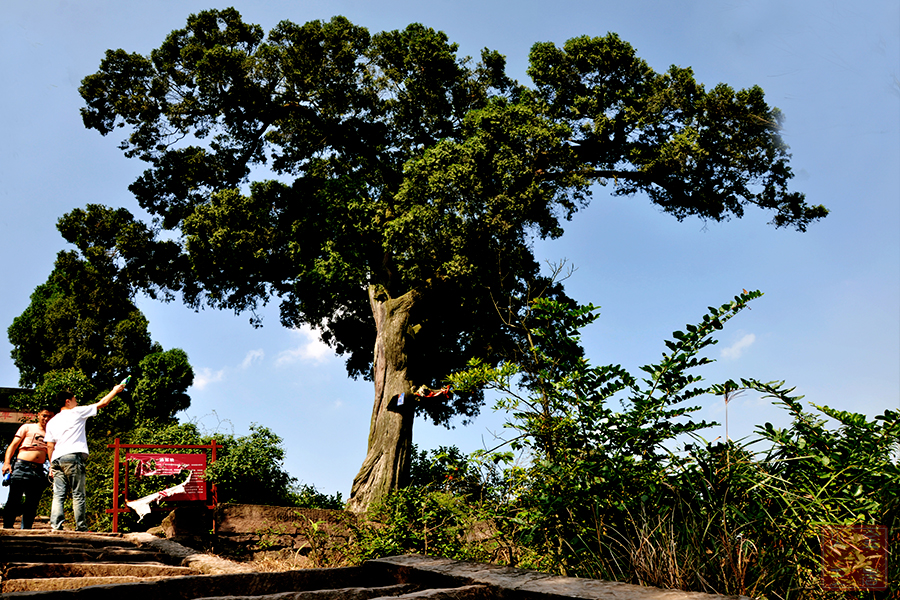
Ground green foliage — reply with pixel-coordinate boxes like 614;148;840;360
294;515;343;568
290;484;344;510
527;35;828;230
7;249;153;391
345;445;515;565
755;381;899;529
450;292;755;574
202;424;297;506
409;444;485;499
443;292;897;598
748;382;899;595
11;368;93;414
349;486;494;564
130;348;193;424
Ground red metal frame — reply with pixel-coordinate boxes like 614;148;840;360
106;438;220;533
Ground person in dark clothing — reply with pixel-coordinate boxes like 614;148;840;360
2;408;54;529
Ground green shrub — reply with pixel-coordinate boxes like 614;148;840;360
290;484;344;510
446;292;898;598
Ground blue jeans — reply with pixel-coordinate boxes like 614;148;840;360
50;453;87;531
3;459;49;529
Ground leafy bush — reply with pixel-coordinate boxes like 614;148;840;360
349;486;493;564
290;484;344;510
348;445;517;564
204;424;297;506
445;291;898;598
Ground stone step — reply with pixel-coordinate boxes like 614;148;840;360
0;580;429;599
4;561;199;578
1;532;135;546
0;529;188;594
372;585;492;600
188;583;429;600
3;515;52;530
2;546;170;563
2;574;178;593
0;551;752;600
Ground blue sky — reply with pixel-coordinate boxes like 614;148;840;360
1;0;897;501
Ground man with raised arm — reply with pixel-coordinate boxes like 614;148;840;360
44;384;125;531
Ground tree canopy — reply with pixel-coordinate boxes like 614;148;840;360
75;8;826;510
7;208;193;431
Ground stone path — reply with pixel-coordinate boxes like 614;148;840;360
0;529;204;593
0;514;258;595
1;523;750;599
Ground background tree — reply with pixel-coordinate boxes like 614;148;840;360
8;246;151;392
4;207;309;528
75;9;826;511
7;208;193;431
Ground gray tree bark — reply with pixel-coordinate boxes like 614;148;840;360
346;286;419;513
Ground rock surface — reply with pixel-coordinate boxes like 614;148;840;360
0;528;252;593
2;539;751;600
1;508;750;599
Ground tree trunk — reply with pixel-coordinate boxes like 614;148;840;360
346;286;419;513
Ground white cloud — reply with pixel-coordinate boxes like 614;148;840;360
193;367;226;390
721;333;756;360
276;325;332;366
240;349;265;369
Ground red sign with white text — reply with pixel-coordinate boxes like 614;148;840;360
126;453;207;501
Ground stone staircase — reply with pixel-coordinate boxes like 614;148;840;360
2;517;749;599
0;528;202;593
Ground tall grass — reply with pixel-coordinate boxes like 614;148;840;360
354;405;896;599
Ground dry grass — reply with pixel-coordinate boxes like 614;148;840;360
246;553;316;572
237;545;356;572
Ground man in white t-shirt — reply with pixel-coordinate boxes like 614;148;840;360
44;384;125;531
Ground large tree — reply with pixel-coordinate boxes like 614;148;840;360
75;9;826;511
8;207;193;431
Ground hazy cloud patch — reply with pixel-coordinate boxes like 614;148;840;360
241;349;265;369
193;367;226;390
721;333;756;360
276;326;332;366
